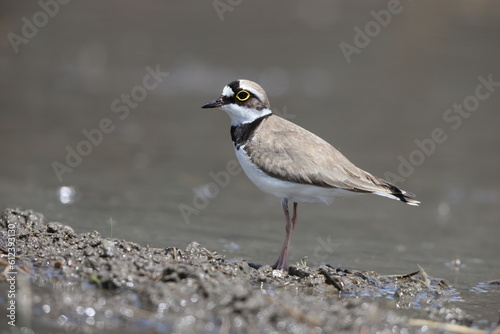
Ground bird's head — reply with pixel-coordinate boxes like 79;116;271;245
202;79;272;125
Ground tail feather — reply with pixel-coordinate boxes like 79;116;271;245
374;183;420;206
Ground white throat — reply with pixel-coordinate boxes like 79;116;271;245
221;104;272;126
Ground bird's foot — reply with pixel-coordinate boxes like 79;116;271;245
271;258;288;272
246;261;288;272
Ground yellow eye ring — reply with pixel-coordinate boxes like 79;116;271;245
236;90;251;101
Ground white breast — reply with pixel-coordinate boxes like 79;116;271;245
234;145;357;204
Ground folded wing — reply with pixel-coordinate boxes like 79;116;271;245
245;115;419;205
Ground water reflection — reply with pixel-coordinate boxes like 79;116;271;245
57;186;77;204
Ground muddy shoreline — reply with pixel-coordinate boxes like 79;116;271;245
0;208;497;333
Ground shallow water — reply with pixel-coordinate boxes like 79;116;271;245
1;1;500;329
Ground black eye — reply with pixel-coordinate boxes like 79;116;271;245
236;90;251;101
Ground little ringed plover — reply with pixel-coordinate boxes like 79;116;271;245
202;79;419;271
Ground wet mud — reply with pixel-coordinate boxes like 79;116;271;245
0;208;497;333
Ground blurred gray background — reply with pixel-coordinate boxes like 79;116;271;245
1;1;499;316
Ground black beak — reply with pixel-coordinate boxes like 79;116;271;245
202;97;224;109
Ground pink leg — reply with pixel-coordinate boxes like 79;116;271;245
272;199;299;271
291;201;298;229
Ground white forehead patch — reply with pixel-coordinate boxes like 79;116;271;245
222;85;234;97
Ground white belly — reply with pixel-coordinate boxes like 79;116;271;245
235;146;357;204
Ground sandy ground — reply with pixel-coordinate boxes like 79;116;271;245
1;208;497;333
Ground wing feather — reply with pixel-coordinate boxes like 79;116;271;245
245;115;394;193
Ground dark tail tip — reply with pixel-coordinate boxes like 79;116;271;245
389;185;420;206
